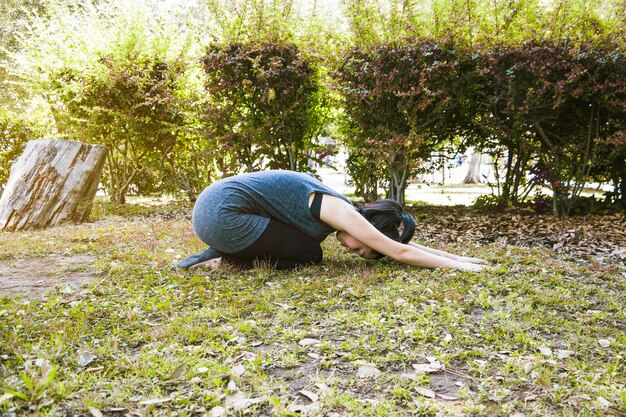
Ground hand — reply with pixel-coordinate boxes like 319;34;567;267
456;255;488;264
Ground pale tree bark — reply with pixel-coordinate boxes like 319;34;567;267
388;151;408;206
0;139;108;231
463;152;484;184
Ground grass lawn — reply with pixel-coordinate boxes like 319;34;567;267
0;201;624;416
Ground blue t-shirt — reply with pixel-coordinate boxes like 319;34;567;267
192;170;351;253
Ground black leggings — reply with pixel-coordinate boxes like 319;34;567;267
221;219;323;270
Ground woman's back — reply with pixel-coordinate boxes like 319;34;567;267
192;170;350;252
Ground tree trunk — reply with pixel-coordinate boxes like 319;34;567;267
463;152;483;184
0;139;108;231
388;152;408;206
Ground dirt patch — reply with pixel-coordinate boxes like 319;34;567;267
429;371;467;399
0;253;99;300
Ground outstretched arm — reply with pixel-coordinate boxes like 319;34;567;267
408;242;488;264
319;196;484;271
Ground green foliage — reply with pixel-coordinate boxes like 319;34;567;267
342;0;426;46
475;40;626;215
340;0;626;49
5;0;212;203
1;0;625;215
0;0;42;107
332;0;625;212
201;40;329;173
54;50;190;203
205;0;343;49
0;112;30;191
334;38;481;204
206;0;298;44
0;110;48;192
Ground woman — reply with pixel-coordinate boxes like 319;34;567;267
176;170;486;271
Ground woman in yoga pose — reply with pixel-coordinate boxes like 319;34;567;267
176;170;486;271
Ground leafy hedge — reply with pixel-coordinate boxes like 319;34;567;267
1;0;624;215
476;40;626;216
201;41;328;174
333;39;481;205
52;53;188;204
333;38;626;214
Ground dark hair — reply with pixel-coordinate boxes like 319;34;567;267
355;199;416;258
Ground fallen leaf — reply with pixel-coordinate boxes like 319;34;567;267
598;339;611;348
538;346;552;356
231;364;246;377
597;396;613;409
436;393;459;401
228;335;246;345
298;389;319;403
357;365;381;378
473;359;487;367
523;362;533;374
209;406;227;417
61;284;77;294
314;382;330;392
168;363;186;380
443;333;453;343
556;349;575;359
298;338;321;346
0;393;14;403
77;351;97;367
414;386;436;399
289;403;322;413
88;407;103;417
412;361;443;374
224;392;263;411
139;397;171;405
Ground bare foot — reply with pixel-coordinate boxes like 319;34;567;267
189;258;221;271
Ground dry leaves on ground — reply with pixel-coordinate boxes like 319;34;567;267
412;206;625;263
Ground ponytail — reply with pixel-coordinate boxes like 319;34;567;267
399;213;416;244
